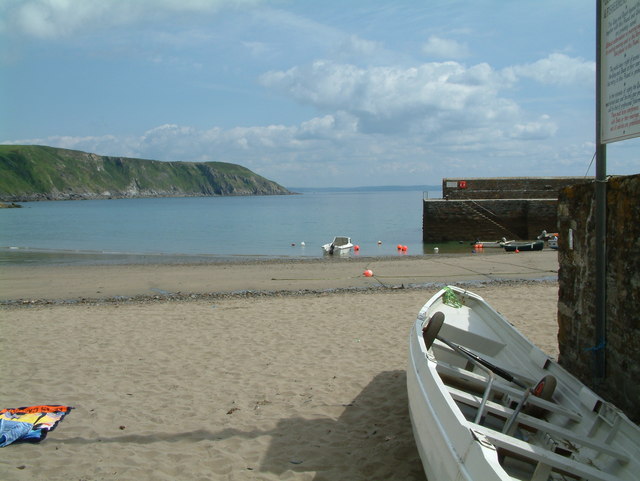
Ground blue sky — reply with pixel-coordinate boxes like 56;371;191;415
1;0;638;188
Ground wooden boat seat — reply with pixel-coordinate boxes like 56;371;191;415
436;362;582;422
432;339;537;387
447;385;629;463
469;423;626;481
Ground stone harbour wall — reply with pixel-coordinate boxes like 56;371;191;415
556;174;640;423
423;199;557;242
443;177;590;200
424;177;590;242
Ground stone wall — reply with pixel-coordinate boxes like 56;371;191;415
423;199;557;242
443;177;590;200
556;174;640;423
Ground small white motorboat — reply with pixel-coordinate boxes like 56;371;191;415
321;236;353;255
407;285;640;481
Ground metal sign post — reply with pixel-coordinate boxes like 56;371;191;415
595;0;607;385
595;0;640;383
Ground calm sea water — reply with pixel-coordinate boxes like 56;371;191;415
0;190;476;265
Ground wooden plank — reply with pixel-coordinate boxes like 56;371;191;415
469;424;625;481
436;362;582;422
448;385;629;463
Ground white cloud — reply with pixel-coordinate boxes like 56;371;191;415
4;47;571;185
1;103;563;187
422;35;469;59
331;34;385;63
260;59;520;135
506;53;595;86
0;0;261;38
243;41;271;57
509;115;558;140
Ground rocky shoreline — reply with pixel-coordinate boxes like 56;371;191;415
1;190;294;203
0;277;556;308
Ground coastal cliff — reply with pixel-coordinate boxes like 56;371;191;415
0;145;291;201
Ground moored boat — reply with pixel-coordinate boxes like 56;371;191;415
321;236;353;255
537;230;559;241
504;240;544;252
407;285;640;481
538;230;559;250
474;237;514;248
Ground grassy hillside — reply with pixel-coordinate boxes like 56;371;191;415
0;145;290;201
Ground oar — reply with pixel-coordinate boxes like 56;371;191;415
422;312;527;389
437;336;528;389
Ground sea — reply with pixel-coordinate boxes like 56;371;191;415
0;188;479;266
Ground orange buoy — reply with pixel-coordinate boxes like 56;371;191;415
354;245;360;251
363;269;374;277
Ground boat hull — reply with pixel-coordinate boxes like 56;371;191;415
503;240;544;251
408;324;507;481
407;286;640;481
321;236;353;254
321;244;352;254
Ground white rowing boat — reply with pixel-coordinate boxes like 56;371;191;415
407;285;640;481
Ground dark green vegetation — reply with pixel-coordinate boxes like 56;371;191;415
0;145;291;201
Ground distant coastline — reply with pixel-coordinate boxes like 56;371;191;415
0;144;291;202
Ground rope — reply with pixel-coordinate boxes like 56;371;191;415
584;340;606;352
584;151;596;177
443;286;463;308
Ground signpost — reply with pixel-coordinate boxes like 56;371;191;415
600;0;640;144
596;0;640;382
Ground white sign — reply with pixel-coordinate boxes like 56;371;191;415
601;0;640;143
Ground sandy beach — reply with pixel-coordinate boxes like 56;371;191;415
0;252;559;480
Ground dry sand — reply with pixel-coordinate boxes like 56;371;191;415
0;252;559;480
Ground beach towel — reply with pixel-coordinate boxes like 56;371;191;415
0;405;72;447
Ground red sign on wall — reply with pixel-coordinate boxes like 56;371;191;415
458;180;467;189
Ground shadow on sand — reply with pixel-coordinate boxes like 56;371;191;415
57;370;426;480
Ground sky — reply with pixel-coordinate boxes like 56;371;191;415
1;0;638;188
